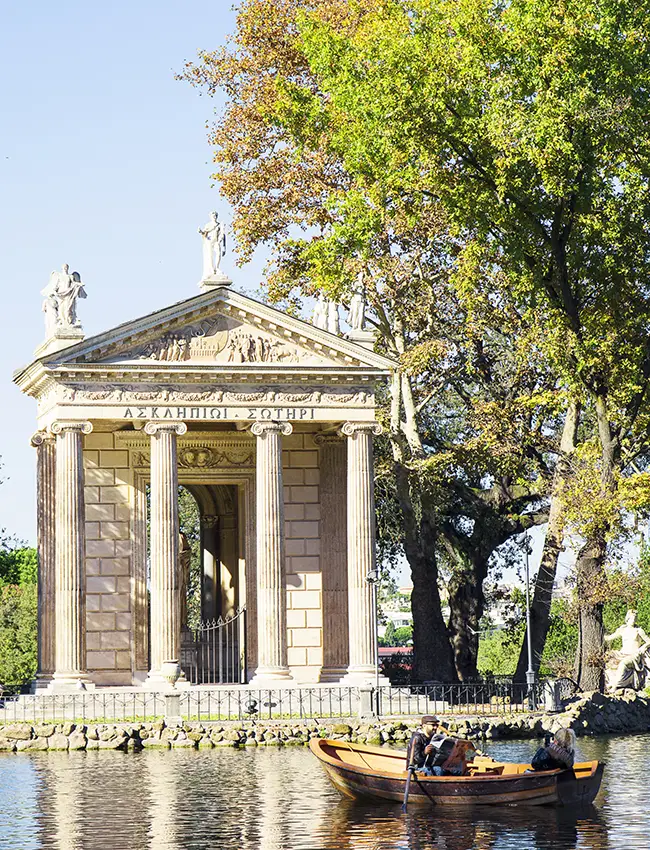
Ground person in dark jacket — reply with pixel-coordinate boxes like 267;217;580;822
531;727;576;772
406;716;444;775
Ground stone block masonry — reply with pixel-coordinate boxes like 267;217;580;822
83;432;133;685
283;433;323;679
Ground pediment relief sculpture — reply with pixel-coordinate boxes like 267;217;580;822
87;314;332;367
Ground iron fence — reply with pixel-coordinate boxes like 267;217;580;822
180;608;246;685
0;681;549;724
180;686;360;721
379;682;545;716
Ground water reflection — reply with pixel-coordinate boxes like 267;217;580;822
1;735;648;849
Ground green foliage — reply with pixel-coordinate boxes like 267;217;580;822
0;546;38;690
0;547;37;586
602;544;650;637
477;626;524;678
478;598;578;678
540;600;579;678
380;621;412;647
379;620;397;647
0;584;37;688
178;487;202;629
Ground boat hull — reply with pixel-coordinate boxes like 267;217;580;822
310;739;604;808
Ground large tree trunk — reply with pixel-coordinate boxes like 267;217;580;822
572;393;617;692
394;464;457;683
574;534;606;691
447;564;483;681
514;401;580;682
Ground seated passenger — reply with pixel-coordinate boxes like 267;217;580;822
406;715;444;776
531;727;576;771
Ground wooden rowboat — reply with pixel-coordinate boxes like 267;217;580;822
310;738;604;807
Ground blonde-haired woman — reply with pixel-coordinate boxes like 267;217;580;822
531;726;576;771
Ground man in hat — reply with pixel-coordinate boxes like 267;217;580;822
406;715;445;776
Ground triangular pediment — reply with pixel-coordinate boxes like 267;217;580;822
37;287;394;374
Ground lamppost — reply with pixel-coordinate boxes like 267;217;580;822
366;569;381;716
524;531;536;709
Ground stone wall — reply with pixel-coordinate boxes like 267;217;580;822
83;430;133;685
283;432;323;680
2;692;649;753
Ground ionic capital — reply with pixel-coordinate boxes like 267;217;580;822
49;421;93;436
144;421;188;437
339;421;383;439
250;421;293;438
30;430;55;448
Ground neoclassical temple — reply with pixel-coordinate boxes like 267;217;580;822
15;262;394;689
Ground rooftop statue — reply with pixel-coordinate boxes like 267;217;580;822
41;264;86;336
199;211;227;279
605;609;650;691
348;271;367;331
312;293;328;330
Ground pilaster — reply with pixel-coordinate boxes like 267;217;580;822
315;434;349;682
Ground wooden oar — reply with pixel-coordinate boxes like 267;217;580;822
402;765;416;813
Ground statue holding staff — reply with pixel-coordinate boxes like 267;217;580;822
199;211;227;279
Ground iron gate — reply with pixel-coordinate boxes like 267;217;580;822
180;607;246;684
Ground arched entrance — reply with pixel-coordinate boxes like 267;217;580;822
178;483;246;684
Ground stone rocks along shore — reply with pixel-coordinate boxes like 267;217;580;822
0;690;647;753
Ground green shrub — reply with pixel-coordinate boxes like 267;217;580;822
0;583;37;689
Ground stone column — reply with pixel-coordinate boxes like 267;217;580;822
249;421;294;683
201;514;220;622
31;431;56;689
341;421;383;683
145;421;187;685
50;420;93;689
315;434;349;682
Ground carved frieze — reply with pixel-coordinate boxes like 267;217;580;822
57;383;374;407
131;445;254;468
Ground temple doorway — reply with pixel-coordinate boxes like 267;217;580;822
146;483;246;684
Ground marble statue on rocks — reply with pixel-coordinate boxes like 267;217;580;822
199;212;227;279
348;272;367;331
605;609;650;691
41;265;86;334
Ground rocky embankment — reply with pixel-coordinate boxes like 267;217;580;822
0;690;647;752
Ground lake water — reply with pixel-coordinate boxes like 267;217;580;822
0;734;647;849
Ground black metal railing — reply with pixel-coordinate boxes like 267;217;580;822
0;681;553;724
181;607;246;685
378;681;545;716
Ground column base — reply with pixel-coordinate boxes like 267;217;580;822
249;666;295;685
47;673;95;693
318;666;349;683
340;667;391;686
31;673;54;693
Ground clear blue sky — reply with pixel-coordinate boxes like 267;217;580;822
0;1;268;544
